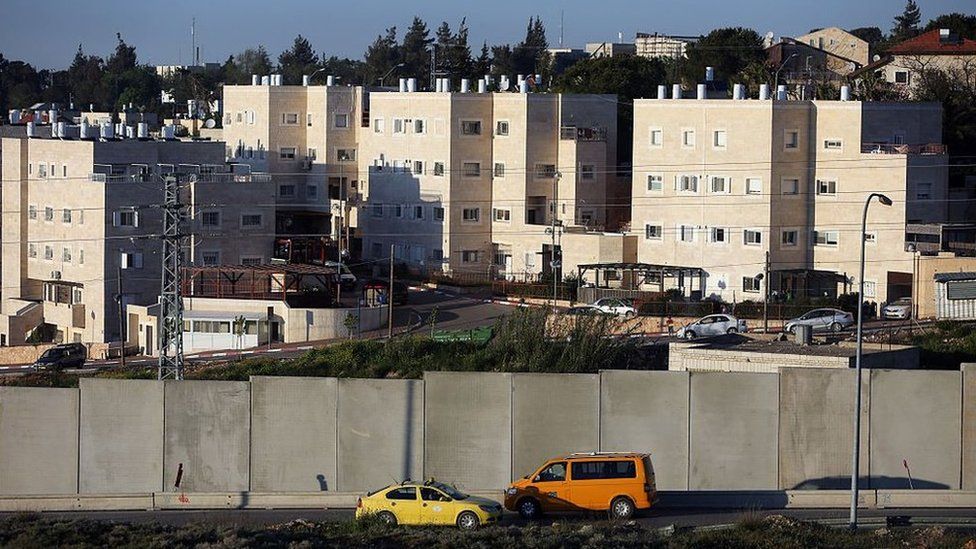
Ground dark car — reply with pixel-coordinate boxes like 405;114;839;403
364;279;409;306
33;343;87;371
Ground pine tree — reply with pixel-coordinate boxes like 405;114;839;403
474;42;491;79
364;27;400;86
401;17;432;85
277;35;320;85
892;0;922;41
512;16;549;76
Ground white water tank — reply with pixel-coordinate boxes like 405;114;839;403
759;84;770;100
776;85;787;100
33;111;42;123
840;85;851;101
48;109;58;125
80;120;91;139
162;125;176;140
443;79;452;92
407;78;417;92
398;78;407;92
535;74;542;85
56;122;66;138
302;74;310;86
477;79;487;93
137;122;149;139
705;66;715;82
8;109;21;124
519;80;529;93
697;83;707;100
499;75;510;91
261;75;270;86
251;74;260;86
101;122;114;139
517;74;524;84
461;79;470;93
672;84;682;99
657;85;667;99
326;75;335;86
125;125;135;139
26;122;36;138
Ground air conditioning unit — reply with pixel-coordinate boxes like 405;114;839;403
50;270;62;280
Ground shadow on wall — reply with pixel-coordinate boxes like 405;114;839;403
364;168;445;274
792;476;949;490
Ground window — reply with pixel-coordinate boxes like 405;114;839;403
745;178;762;195
334;113;348;128
462;162;481;178
62;209;72;223
414;205;425;220
677;175;698;192
433;162;445;176
459;250;479;263
710;227;727;243
713;130;727;148
28;244;37;258
785;130;799;150
201;251;220;266
434;207;445;221
394;204;403;218
44;246;53;260
279;184;296;198
678;224;695;243
337;149;356;162
816;179;837;196
824;139;842;150
414;119;425;134
710;176;729;193
44;207;54;221
373;118;385;133
863;280;877;298
744;229;762;246
460;120;482;135
241;214;263;227
581;165;595;180
814;230;839;246
682;129;696;148
781;230;798;247
28;205;37;220
120;251;143;269
493;208;511;222
493;163;505;178
306;184;318;199
781;178;799;195
307;148;317;160
462;208;480;222
307;113;313;126
393;119;405;134
650;129;663;147
38;164;47;178
281;113;299;125
495;120;509;136
864;232;877;244
894;71;909;84
385;487;416;500
62;248;71;262
645;224;663;240
916;182;932;200
535;164;556;179
743;276;761;292
248;111;255;124
647;174;663;192
534;462;567;482
201;211;220;227
78;249;84;264
280;147;297;159
571;460;636;480
413;160;424;175
114;210;138;227
372;203;384;218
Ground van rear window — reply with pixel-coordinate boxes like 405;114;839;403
571;460;636;480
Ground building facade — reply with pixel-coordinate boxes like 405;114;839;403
635;33;698;59
860;29;976;96
795;27;870;67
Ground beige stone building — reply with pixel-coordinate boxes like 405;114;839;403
861;29;976;96
795;27;870;67
635;33;698;59
631;93;947;303
0;135;274;345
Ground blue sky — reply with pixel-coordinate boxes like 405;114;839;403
1;0;973;68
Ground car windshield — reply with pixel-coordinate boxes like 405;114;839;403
428;481;467;500
40;349;64;359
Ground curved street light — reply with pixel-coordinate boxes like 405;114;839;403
849;192;892;530
775;52;799;87
379;63;406;87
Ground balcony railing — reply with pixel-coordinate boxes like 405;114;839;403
861;143;946;155
560;126;608;142
89;173;153;183
195;172;273;184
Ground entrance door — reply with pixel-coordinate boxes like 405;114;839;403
145;325;153;355
270;321;280;343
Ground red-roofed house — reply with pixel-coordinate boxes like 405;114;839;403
860;28;976;94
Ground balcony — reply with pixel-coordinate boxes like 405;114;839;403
560;126;608;142
89;173;153;183
861;143;947;155
195;172;273;184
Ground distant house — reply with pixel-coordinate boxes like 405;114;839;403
935;271;976;320
795;27;870;67
766;38;863;93
854;28;976;95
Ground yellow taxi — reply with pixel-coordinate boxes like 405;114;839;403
356;480;502;530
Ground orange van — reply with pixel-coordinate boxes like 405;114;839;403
504;452;657;519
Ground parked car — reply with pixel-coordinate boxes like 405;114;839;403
566;305;602;315
504;452;657;519
324;261;357;288
675;314;747;339
882;298;912;320
32;343;87;371
356;480;502;530
784;308;854;333
592;298;638;318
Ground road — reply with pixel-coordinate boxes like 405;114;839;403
4;507;975;530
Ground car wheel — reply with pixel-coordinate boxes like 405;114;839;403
456;511;480;530
376;511;397;526
624;311;636;319
831;322;842;333
684;331;696;340
517;497;541;519
788;326;796;334
609;496;635;519
726;328;738;334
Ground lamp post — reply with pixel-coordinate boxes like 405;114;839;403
775;52;799;88
379;63;405;87
849;192;892;530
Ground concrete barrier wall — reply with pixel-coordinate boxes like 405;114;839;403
424;372;512;491
689;372;779;490
600;371;689;489
964;365;975;490
870;370;962;490
336;378;423;492
512;373;600;479
250;376;337;492
0;387;79;495
163;380;250;492
79;379;164;493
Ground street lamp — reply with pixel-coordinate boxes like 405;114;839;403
774;52;799;87
308;67;327;83
379;63;405;87
849;192;892;530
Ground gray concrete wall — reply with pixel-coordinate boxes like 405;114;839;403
689;372;779;490
424;372;512;491
512;373;600;480
79;379;164;493
0;387;79;495
250;377;337;492
600;370;689;489
964;365;975;490
163;380;250;492
870;370;962;489
336;378;423;492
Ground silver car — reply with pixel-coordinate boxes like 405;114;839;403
882;298;912;320
784;308;854;333
676;314;748;339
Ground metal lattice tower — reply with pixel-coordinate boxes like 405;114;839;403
158;175;187;380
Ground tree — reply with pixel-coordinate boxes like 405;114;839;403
892;0;922;42
848;27;886;48
101;34;160;111
0;53;42;113
434;19;474;81
400;17;432;85
68;46;107;109
363;26;399;86
474;42;491;79
320;55;366;85
925;13;976;40
490;44;514;79
681;27;765;85
511;16;549;76
277;34;320;86
224;46;273;84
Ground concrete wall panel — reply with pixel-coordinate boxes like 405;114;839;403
424;372;512;491
79;379;163;493
870;370;961;489
513;373;600;480
600;370;689;489
0;387;78;495
163;380;250;492
689;372;779;490
337;378;423;492
250;376;337;492
964;365;976;490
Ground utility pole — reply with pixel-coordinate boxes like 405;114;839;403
336;165;344;304
763;250;770;333
158;175;187;380
388;244;395;339
550;171;562;307
117;264;126;369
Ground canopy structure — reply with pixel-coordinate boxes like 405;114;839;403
182;264;340;304
577;262;707;296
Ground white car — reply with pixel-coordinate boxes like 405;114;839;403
323;261;357;287
676;314;748;339
883;298;912;320
591;298;638;318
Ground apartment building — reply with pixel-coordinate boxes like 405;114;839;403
635;33;698;59
0;133;274;346
631;91;947;303
222;80;366;262
795;27;870;67
358;86;620;279
860;29;976;96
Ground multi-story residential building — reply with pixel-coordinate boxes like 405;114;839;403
635;33;698;59
222;79;366;262
358;87;621;280
857;29;976;95
631;92;947;303
585;42;637;58
795;27;871;67
0;133;274;346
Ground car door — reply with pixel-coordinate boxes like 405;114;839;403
712;315;731;334
384;486;421;524
531;461;573;512
419;487;454;525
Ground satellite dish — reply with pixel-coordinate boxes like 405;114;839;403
205;119;216;129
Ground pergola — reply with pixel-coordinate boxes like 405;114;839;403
577;262;707;296
182;264;340;303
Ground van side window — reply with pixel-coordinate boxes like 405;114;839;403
385;487;417;500
571;460;637;480
534;462;567;482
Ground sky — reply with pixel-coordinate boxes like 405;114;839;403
1;0;973;69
